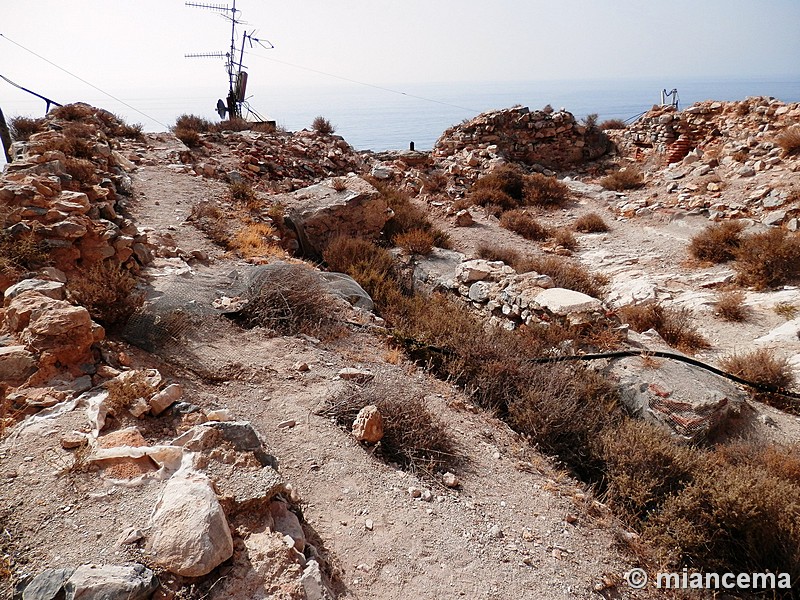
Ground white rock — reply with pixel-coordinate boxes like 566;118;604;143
148;473;233;577
443;472;459;488
755;317;800;345
352;405;384;443
530;288;602;315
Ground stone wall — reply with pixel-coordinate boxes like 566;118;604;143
433;106;610;170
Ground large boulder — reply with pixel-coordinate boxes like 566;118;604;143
147;473;234;577
609;353;747;441
283;176;390;256
5;291;96;368
529;287;602;315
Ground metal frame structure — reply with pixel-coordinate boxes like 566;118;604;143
185;1;272;120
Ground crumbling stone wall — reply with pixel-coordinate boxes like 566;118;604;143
434;106;610;170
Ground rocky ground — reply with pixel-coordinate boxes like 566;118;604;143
1;97;799;599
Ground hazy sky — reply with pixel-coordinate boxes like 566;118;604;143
2;0;799;128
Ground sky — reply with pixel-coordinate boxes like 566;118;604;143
1;0;799;132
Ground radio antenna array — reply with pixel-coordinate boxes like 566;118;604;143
184;1;273;120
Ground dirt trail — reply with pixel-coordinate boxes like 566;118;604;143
116;138;657;599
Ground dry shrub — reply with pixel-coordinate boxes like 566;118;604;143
524;173;570;207
508;366;620;477
9;116;46;141
644;463;800;584
500;209;550;241
688;221;744;263
173;114;213;133
734;228;800;289
64;158;97;184
372;180;450;249
189;201;230;247
235;264;340;336
600;168;644;191
574;212;609;233
68;261;143;326
51;103;95;121
331;177;348;192
216;118;252;132
472;164;527;204
174;127;201;148
319;379;459;475
553;228;577;250
105;370;154;416
619;303;710;353
231;223;280;258
714;290;748;322
600;419;700;521
114;121;144;139
776;125;800;156
0;231;48;273
528;255;608;298
719;348;795;407
475;243;522;268
598;118;627;130
229;181;258;208
312;116;335;135
717;440;800;486
469;187;518;212
396;229;434;255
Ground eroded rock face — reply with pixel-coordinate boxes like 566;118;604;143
21;564;157;600
0;345;37;385
283;176;390;256
148;473;234;577
5;291;96;368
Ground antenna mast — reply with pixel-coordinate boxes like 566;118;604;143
185;1;273;120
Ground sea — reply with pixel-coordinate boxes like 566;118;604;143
3;76;800;160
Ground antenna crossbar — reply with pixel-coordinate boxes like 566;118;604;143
185;52;227;59
185;2;233;14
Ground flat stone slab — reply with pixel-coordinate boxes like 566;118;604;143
530;287;602;315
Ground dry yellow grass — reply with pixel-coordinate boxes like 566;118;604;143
232;222;282;258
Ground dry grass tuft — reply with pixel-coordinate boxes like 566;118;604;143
64;158;97;184
50;104;95;121
688;221;745;263
619;303;710;353
774;302;799;320
776;125;800;156
231;223;281;259
235;264;340;336
734;228;800;289
527;255;607;298
574;213;609;233
553;228;577;250
396;229;434;255
600;168;644;191
500;209;550;241
172;114;211;148
720;348;795;407
312;116;336;135
105;371;154;416
0;231;48;276
524;173;570;207
68;261;143;326
371;180;450;249
714;290;749;322
331;177;348;192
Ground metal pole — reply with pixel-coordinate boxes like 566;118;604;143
0;106;12;164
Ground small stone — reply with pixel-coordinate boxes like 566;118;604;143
706;182;720;192
60;433;87;449
118;527;145;545
408;487;422;498
149;383;183;416
421;489;433;502
278;419;297;429
338;367;374;383
205;408;233;421
454;209;474;227
293;361;310;372
365;519;374;531
443;472;459;488
352;405;384;443
565;513;578;524
489;524;504;539
128;397;150;418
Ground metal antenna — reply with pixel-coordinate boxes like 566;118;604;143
185;0;272;120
